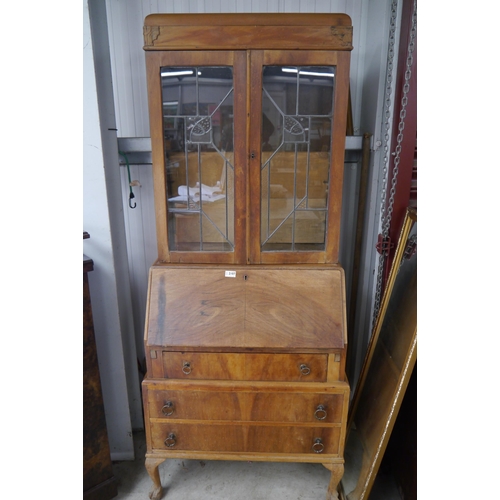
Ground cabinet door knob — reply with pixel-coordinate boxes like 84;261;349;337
164;433;176;448
314;405;327;420
299;363;311;376
161;401;175;416
182;361;192;375
312;438;324;453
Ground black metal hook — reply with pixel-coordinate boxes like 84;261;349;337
120;150;137;209
129;192;136;209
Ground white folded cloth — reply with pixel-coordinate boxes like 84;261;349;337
172;182;224;203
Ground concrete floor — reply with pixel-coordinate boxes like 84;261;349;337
111;431;402;500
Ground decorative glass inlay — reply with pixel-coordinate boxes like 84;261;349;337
188;116;212;141
260;66;336;252
161;66;235;252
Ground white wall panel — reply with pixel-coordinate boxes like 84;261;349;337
120;163;158;368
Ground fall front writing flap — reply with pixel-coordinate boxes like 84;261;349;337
145;265;347;350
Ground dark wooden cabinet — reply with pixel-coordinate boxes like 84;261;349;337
84;253;117;500
141;14;352;500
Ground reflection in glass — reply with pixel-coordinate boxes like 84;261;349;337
261;66;335;252
161;66;234;251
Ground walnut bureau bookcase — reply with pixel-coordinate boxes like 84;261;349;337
141;13;353;500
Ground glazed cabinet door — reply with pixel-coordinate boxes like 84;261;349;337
146;50;248;264
248;50;351;264
146;48;350;266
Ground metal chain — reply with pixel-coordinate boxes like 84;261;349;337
372;0;417;329
372;0;400;328
379;0;399;238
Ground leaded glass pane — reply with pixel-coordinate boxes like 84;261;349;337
161;66;234;252
261;66;335;252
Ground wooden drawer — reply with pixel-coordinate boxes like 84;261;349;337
162;352;328;382
150;422;341;455
147;387;344;423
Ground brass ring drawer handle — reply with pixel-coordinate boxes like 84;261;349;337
312;438;324;454
164;433;176;448
161;401;174;416
299;364;311;376
182;361;192;375
314;405;327;420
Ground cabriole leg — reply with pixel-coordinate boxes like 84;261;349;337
145;457;166;500
324;463;344;500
